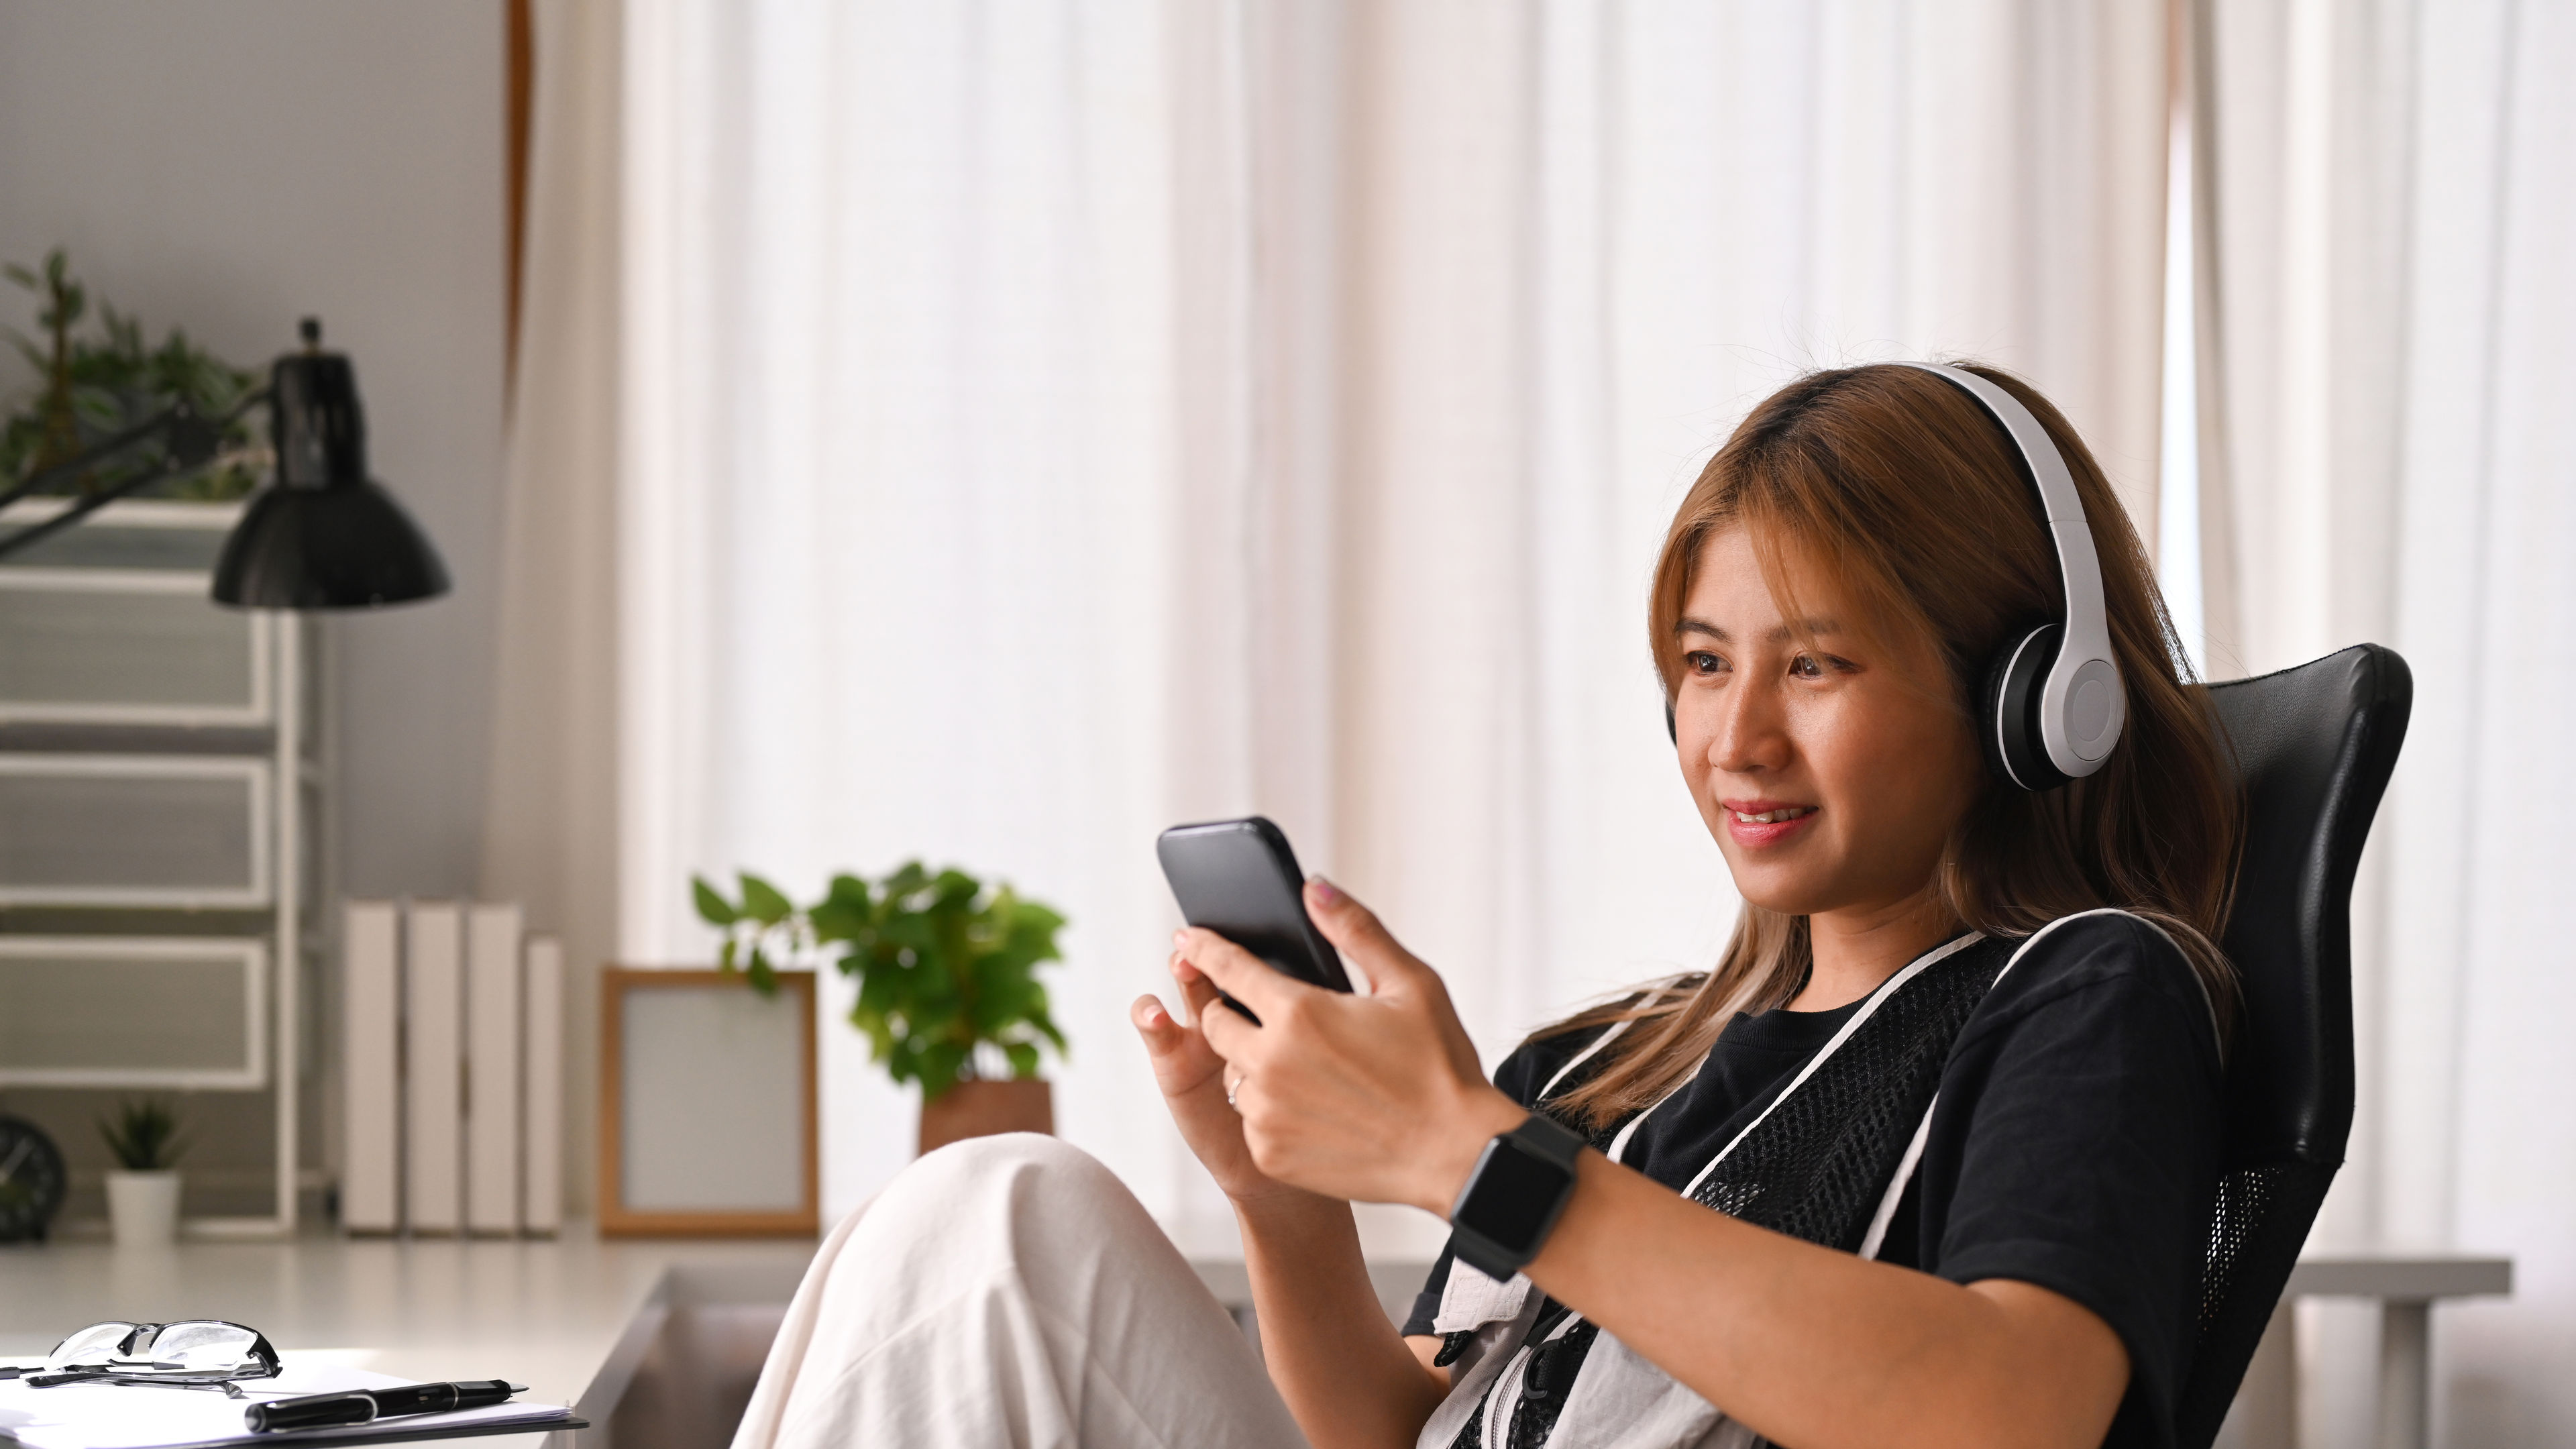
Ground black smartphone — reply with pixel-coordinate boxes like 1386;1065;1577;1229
1156;816;1352;1017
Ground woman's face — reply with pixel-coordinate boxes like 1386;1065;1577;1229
1671;525;1983;921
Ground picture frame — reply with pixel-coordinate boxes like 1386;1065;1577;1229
598;967;818;1237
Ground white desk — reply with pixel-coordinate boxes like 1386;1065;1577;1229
2277;1253;2513;1449
4;1232;2502;1449
0;1226;818;1446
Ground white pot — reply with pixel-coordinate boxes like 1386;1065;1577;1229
106;1171;182;1246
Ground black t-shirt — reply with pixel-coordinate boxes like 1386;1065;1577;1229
1400;912;2224;1449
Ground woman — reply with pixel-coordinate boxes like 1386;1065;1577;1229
733;363;2239;1449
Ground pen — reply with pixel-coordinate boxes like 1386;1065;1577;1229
244;1380;526;1433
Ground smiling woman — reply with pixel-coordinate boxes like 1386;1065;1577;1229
730;364;2245;1449
1334;364;2247;1449
1546;360;2243;1134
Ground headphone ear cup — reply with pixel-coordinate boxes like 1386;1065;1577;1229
1984;623;2072;792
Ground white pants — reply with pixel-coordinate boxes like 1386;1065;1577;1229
731;1133;1312;1449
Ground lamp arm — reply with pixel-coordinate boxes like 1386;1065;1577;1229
0;403;185;514
0;455;197;562
0;388;272;563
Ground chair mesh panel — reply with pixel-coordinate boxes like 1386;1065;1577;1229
2173;1159;2339;1449
2198;1164;2278;1336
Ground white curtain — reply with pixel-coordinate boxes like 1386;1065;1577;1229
481;0;623;1218
615;0;2167;1241
2198;0;2576;1443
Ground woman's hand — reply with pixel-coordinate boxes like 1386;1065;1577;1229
1132;955;1306;1206
1177;877;1525;1215
1142;883;1473;1448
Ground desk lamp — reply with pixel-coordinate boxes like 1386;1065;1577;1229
0;318;449;608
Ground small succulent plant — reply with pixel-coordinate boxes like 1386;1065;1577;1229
100;1097;188;1173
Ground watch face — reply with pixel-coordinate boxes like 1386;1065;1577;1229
0;1116;68;1242
1458;1138;1572;1250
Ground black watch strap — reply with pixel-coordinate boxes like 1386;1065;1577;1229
1447;1112;1587;1280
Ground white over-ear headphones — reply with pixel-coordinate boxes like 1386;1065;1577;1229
1890;363;2127;790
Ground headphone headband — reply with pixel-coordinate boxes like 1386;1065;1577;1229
1888;364;2125;782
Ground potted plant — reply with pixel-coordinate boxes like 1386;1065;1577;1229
99;1097;187;1246
3;248;265;502
694;863;1070;1154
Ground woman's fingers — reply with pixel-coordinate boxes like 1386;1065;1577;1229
1169;949;1231;1028
1168;958;1270;1071
1299;876;1487;1083
1196;985;1259;1062
1140;973;1299;1205
1131;992;1185;1051
1133;989;1226;1091
1159;888;1510;1210
1175;925;1309;1024
1303;876;1441;997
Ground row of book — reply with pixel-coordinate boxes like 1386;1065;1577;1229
340;901;564;1235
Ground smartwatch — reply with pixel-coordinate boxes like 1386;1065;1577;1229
1447;1112;1587;1279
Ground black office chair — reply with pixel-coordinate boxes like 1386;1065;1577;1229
2171;643;2412;1448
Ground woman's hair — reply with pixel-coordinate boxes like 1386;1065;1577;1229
1546;362;2243;1131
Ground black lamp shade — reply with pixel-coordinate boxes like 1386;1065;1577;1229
211;333;449;609
211;478;450;608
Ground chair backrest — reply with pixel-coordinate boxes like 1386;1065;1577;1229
2173;644;2412;1449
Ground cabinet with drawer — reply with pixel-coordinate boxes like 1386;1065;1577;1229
0;568;272;725
0;936;267;1088
0;498;320;1233
0;754;273;906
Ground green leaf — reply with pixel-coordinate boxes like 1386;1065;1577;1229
808;878;870;942
846;989;898;1062
905;988;962;1040
878;910;941;963
855;956;905;1024
914;1041;971;1099
882;861;932;902
692;875;741;925
1002;1041;1040;1079
967;965;1036;1037
739;872;794;926
745;948;779;998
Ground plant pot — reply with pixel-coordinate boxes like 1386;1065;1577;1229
918;1079;1054;1156
107;1170;181;1246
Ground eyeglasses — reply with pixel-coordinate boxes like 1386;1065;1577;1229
21;1321;282;1391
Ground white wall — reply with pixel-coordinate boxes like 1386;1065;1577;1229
0;0;507;902
0;0;506;1187
0;0;508;904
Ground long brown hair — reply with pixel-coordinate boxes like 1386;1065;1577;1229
1548;362;2241;1131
